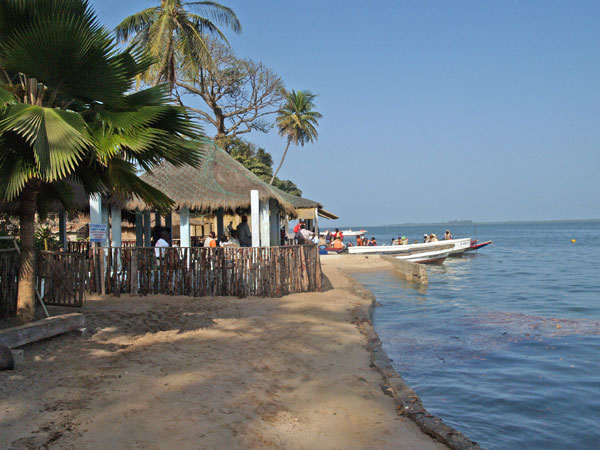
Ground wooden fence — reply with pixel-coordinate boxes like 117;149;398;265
88;245;322;298
0;249;19;317
37;251;87;307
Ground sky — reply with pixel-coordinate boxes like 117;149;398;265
91;0;600;226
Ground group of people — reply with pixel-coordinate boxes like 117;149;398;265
423;230;452;243
355;235;377;246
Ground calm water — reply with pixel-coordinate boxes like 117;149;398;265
350;221;600;450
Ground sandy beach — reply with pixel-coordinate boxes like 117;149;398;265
1;255;446;449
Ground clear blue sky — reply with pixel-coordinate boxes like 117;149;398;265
92;0;600;226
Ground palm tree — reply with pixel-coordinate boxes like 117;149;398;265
0;0;203;322
115;0;241;89
270;90;322;185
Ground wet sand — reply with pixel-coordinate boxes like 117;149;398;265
1;255;446;449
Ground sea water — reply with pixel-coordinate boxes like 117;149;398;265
349;221;600;450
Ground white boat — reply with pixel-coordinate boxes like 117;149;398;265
347;238;471;256
320;229;367;237
395;249;450;265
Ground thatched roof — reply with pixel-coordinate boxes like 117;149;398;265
126;141;296;215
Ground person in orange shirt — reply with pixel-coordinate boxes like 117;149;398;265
332;237;345;249
356;236;363;246
204;231;217;248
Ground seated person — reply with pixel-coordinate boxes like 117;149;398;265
400;236;409;245
203;231;217;248
356;236;363;246
368;237;377;246
444;230;453;240
332;237;345;249
429;233;439;242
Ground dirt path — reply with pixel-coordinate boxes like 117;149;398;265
1;255;446;449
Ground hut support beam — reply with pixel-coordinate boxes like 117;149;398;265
59;209;67;251
180;208;190;248
165;213;172;243
111;205;122;248
269;200;280;246
216;208;224;239
135;211;143;247
155;212;162;228
101;203;110;246
143;211;151;247
251;190;260;247
259;201;270;247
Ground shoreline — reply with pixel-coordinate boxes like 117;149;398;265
330;255;481;449
2;255;447;449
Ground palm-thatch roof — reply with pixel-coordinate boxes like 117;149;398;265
126;141;296;215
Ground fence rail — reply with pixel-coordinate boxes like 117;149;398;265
0;249;19;317
89;244;321;298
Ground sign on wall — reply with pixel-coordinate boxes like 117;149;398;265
89;224;108;243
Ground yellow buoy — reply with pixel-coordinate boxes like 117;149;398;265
571;239;576;243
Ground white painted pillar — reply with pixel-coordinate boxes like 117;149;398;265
89;195;102;225
259;200;270;247
180;208;190;248
111;205;122;248
251;190;260;247
111;204;122;268
101;202;110;247
314;207;319;239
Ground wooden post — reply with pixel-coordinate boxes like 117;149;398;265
59;209;67;251
216;208;224;239
251;190;260;247
143;211;151;247
135;211;143;247
165;213;173;244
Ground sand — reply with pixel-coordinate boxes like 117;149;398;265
1;255;446;449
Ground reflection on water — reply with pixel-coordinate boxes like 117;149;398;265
352;221;600;450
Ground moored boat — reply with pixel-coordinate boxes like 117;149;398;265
395;249;450;264
465;239;492;252
347;237;471;256
320;229;367;237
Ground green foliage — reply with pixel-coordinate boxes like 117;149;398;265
276;90;322;147
229;138;302;196
270;89;322;183
115;0;241;88
0;0;205;214
34;226;60;250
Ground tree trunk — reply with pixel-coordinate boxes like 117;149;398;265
16;179;40;323
270;141;291;185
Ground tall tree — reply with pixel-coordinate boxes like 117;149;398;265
115;0;241;89
176;38;285;149
229;138;302;196
270;90;322;184
0;0;203;322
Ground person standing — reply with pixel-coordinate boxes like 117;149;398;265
227;221;234;236
237;215;252;247
298;223;314;244
154;230;170;258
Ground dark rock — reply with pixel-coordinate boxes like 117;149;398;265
0;344;15;370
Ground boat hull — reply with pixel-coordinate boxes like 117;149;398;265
396;250;450;264
348;238;471;256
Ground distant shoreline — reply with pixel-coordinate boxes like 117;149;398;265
335;218;600;228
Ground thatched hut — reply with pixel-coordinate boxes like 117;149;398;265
97;141;298;247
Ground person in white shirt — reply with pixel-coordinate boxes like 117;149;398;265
154;230;169;257
203;231;217;248
298;224;314;244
